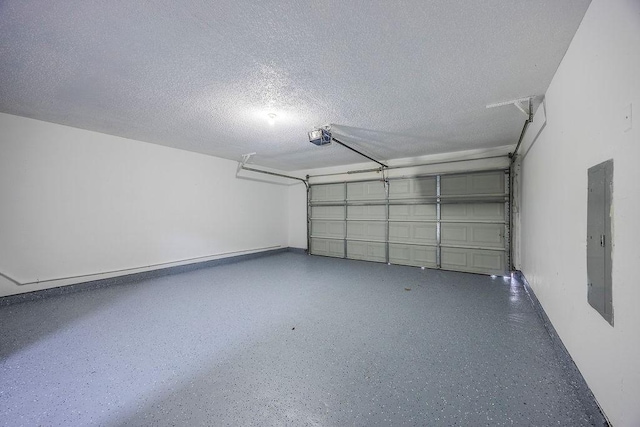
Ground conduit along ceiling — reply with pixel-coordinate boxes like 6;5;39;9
0;1;590;171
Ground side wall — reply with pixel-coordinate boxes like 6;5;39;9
288;183;308;250
519;1;640;425
0;113;289;297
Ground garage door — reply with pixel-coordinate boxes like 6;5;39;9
309;170;510;276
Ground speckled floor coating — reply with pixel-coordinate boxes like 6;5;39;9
1;252;598;426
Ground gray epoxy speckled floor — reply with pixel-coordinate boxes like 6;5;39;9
1;253;597;426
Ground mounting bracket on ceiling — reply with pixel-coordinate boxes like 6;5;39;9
308;125;388;169
236;152;256;174
241;152;256;164
486;96;535;122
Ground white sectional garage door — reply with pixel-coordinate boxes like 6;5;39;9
309;170;510;276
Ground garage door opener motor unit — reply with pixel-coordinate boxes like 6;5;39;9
308;127;332;146
308;125;388;169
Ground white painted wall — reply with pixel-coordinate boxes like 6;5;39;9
287;183;308;249
518;1;640;425
0;113;289;297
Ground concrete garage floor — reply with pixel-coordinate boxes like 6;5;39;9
1;252;604;426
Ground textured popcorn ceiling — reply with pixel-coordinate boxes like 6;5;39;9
0;1;590;171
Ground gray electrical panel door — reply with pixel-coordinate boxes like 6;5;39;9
309;170;510;276
587;160;614;326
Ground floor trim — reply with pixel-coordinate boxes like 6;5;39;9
287;247;308;255
513;271;610;426
0;247;297;306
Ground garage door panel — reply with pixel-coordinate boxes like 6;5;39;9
389;204;436;220
389;244;437;267
348;205;386;220
389;177;436;199
470;171;505;194
309;169;509;276
311;220;345;239
473;226;504;247
311;183;345;201
441;203;504;222
311;206;344;219
441;171;504;195
441;247;506;275
389;222;437;245
441;223;504;249
347;241;386;262
310;238;344;258
347;181;386;200
347;221;386;241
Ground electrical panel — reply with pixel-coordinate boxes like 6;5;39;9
587;159;614;326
